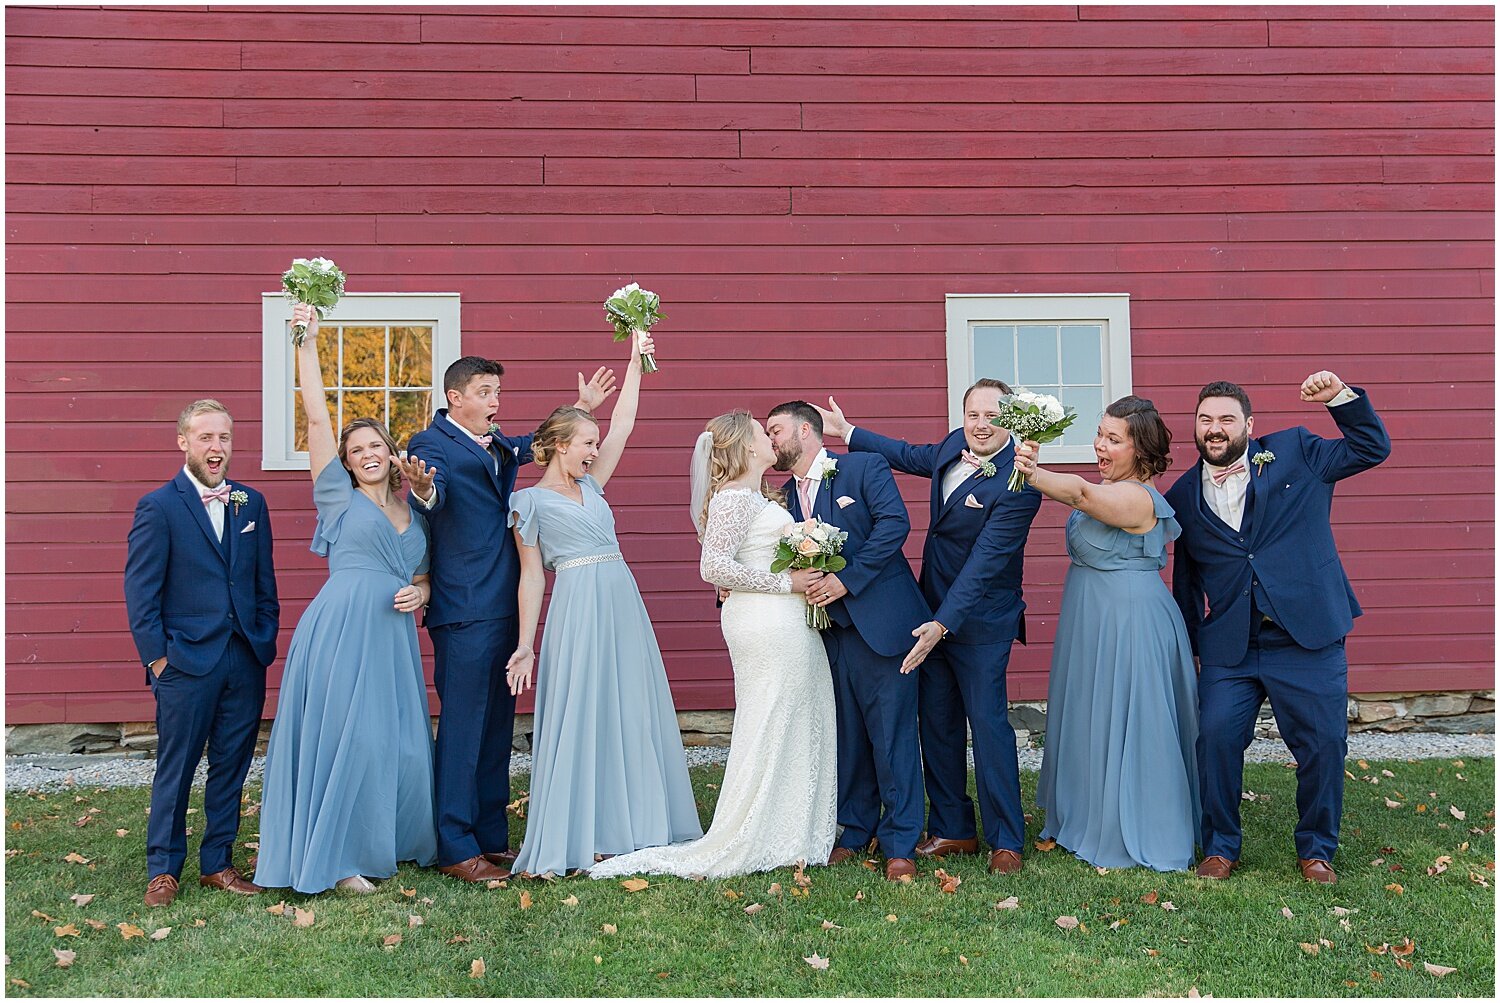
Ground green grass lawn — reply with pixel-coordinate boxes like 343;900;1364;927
4;756;1493;997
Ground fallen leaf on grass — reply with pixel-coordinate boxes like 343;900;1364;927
1034;838;1057;852
1424;962;1456;977
1450;805;1467;820
1143;948;1160;957
1381;769;1395;777
743;903;764;916
803;952;830;970
69;894;94;907
485;879;505;890
821;919;841;930
1369;858;1385;867
934;868;962;894
958;954;969;966
1331;906;1357;917
447;935;469;945
53;948;76;968
63;852;90;865
1394;957;1413;970
518;891;532;911
793;860;813;889
1384;798;1401;809
399;887;416;898
1416;804;1427;813
1366;943;1389;955
409;914;424;928
853;890;864;901
1339;918;1352;932
291;907;314;928
723;889;741;901
1055;915;1080;930
1095;866;1110;875
266;901;287;916
1319;938;1333;949
1188;987;1211;997
1160;901;1178;912
601;923;618;935
150;928;170;941
1357;759;1369;770
768;882;783;895
1140;891;1159;905
562;895;579;907
1109;919;1127;930
118;923;145;940
9;979;30;989
1384;883;1404;895
469;958;485;979
620;878;649;893
382;934;402;949
994;896;1020;910
53;924;80;938
593;956;602;965
1281;907;1294;919
83;919;106;931
1391;938;1414;956
115;829;129;838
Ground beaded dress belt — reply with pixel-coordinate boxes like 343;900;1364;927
554;551;622;571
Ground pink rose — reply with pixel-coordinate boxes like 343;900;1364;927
797;537;821;556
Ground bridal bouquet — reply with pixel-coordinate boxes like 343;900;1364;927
282;257;346;347
770;518;849;630
991;389;1078;491
603;282;664;373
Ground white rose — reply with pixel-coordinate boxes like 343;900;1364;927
1043;398;1065;422
292;257;311;267
810;526;829;543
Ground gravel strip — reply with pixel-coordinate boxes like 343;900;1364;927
5;733;1491;793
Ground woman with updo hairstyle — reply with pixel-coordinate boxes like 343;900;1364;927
1011;395;1200;872
503;331;701;878
592;409;838;880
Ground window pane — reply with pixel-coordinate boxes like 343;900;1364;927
1016;325;1059;387
389;391;432;449
293;391;338;452
390;326;433;388
1060;325;1103;385
290;329;339;389
343;390;385;428
971;325;1015;387
342;326;387;387
1058;385;1105;447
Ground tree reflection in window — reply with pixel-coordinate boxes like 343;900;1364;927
294;324;433;452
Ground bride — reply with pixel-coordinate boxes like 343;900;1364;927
592;411;838;879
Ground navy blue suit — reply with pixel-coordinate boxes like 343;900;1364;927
407;409;533;865
125;470;279;881
1165;390;1390;863
786;449;931;859
849;427;1041;852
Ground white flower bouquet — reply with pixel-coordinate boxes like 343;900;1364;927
770;518;849;630
282;257;346;347
990;389;1078;491
603;282;664;373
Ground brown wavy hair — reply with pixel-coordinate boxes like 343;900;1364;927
339;417;403;491
1104;395;1173;481
702;410;783;528
532;406;598;466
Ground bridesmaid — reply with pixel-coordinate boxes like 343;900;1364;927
254;304;439;894
1013;396;1200;872
504;331;701;877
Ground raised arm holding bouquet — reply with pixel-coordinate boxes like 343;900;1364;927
282;257;346;347
990;390;1077;491
604;283;664;373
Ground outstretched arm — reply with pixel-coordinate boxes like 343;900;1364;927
1013;441;1158;533
589;329;650;488
817;396;941;477
292;303;338;481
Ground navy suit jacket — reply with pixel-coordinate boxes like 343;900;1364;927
407;409;534;628
784;449;931;658
125;471;280;683
849;427;1041;646
1164;389;1391;666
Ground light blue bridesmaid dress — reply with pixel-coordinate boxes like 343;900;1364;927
1035;482;1201;871
254;461;437;892
507;474;702;877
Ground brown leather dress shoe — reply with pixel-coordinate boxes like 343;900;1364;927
827;846;858;866
1196;855;1237;879
915;836;980;859
885;858;916;882
987;848;1023;874
199;866;262;895
1298;858;1337;884
144;873;179;907
437;855;508;883
483;850;518;870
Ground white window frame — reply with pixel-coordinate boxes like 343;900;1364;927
260;292;462;470
945;293;1133;465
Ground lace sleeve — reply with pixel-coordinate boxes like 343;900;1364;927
700;490;792;594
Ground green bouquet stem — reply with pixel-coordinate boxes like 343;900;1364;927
640;350;659;374
806;599;831;630
1007;468;1029;492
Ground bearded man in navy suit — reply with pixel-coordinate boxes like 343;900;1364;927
768;401;933;882
406;352;630;882
816;379;1042;876
1166;371;1390;885
125;399;280;907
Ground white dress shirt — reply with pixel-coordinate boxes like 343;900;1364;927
1200;387;1360;532
183;465;226;540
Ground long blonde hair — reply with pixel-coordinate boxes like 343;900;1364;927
700;410;783;528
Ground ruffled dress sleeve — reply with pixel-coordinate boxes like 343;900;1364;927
700;490;792;594
309;460;355;558
507;489;541;549
1139;483;1180;557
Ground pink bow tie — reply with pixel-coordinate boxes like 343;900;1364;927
201;485;231;506
959;450;986;470
475;435;493;448
1210;461;1247;486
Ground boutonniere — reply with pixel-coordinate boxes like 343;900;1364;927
977;459;997;478
1250;450;1275;476
487;422;502;438
228;488;249;515
820;459;838;484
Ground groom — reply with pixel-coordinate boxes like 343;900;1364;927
1166;371;1390;884
816;379;1041;875
767;400;932;882
408;354;624;882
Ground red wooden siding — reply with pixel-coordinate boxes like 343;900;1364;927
5;5;1494;724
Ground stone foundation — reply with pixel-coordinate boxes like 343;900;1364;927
6;691;1492;757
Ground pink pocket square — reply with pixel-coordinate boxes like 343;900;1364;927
836;496;856;509
963;494;984;509
240;521;256;533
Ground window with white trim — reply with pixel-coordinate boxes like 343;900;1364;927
945;293;1132;464
261;293;461;470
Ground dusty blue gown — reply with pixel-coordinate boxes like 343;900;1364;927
254;461;437;893
508;475;701;877
1035;482;1201;871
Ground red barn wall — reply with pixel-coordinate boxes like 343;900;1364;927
6;5;1494;724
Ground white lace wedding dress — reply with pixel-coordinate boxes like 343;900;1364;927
591;488;837;879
